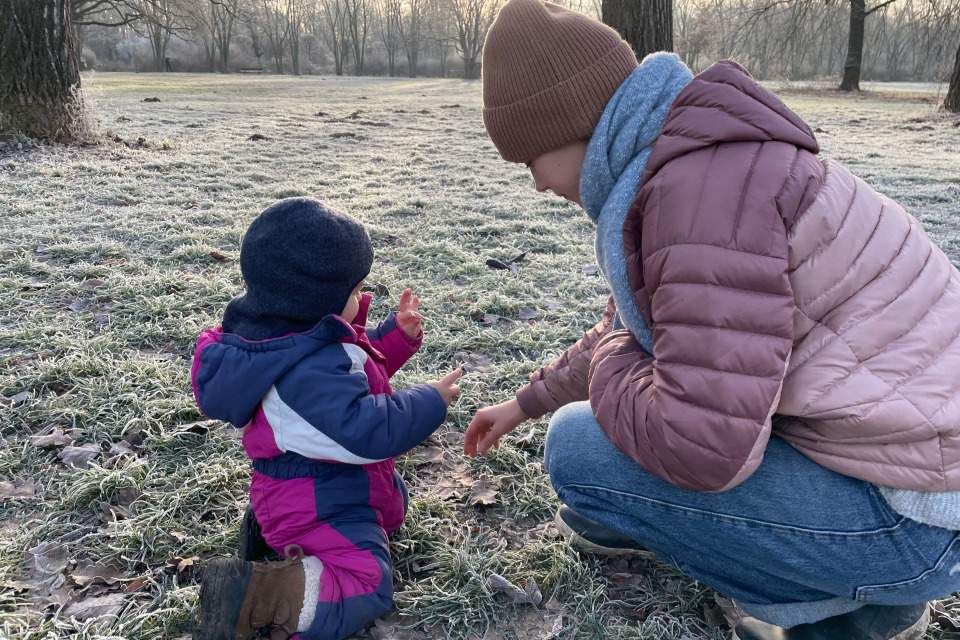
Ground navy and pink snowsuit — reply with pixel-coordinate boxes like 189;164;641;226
191;293;447;639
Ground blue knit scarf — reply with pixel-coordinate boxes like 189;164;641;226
579;53;693;356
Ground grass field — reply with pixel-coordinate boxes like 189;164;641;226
1;72;959;640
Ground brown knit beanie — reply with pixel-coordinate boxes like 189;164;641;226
482;0;638;164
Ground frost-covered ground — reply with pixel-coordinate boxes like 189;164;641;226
1;72;958;639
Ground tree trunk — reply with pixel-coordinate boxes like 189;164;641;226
463;56;478;80
944;41;960;113
840;0;866;90
0;0;89;142
602;0;673;60
407;48;418;77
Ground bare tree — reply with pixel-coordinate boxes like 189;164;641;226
315;0;351;75
138;0;178;71
840;0;898;90
602;0;673;59
72;0;146;27
259;0;291;72
398;0;427;77
345;0;371;74
377;0;402;75
426;0;455;76
947;39;960;112
211;0;243;71
1;0;88;142
450;0;500;79
183;1;218;71
244;11;266;67
284;0;307;74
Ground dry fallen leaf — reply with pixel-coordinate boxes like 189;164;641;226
30;427;74;448
523;577;543;607
209;250;230;261
169;531;188;543
47;583;75;609
486;573;542;606
360;282;390;297
458;352;493;373
59;444;100;469
71;564;123;588
932;601;960;630
27;542;69;576
468;475;499;507
518;308;539;321
487;573;525;600
124;576;150;593
108;441;135;458
176;420;217;435
21;279;51;290
80;278;106;290
431;465;473;501
8;391;31;407
408;446;445;466
703;599;727;628
432;480;468;501
515;426;539;449
0;479;36;498
169;556;199;573
64;593;126;621
713;594;747;628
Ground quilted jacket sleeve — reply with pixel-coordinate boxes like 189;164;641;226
588;143;797;492
515;296;618;419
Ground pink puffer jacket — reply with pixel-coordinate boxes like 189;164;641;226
517;61;960;493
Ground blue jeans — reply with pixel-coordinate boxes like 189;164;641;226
544;402;960;628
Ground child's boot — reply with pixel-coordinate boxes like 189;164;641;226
194;545;307;640
238;504;277;562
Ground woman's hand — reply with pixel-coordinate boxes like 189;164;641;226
396;288;422;339
464;398;529;457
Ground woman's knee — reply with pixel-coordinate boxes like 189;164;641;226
544;401;600;491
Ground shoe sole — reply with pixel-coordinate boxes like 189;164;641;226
553;510;656;559
194;558;252;640
731;605;930;640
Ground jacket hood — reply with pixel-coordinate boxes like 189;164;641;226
643;60;819;180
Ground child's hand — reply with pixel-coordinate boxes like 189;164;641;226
396;288;422;339
429;369;463;407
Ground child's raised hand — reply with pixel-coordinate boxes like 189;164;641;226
396;288;422;338
428;368;463;407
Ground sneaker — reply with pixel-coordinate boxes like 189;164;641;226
554;506;655;558
733;602;930;640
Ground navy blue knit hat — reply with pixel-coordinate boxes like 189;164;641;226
222;198;373;340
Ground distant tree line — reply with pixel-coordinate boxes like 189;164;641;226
69;0;958;87
74;0;507;79
2;0;958;143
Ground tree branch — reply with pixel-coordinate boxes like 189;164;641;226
865;0;898;16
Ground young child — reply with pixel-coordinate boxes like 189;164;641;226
190;197;462;640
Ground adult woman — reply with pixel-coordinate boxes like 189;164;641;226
465;1;960;638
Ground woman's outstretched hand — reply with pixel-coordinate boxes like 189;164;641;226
464;398;529;457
